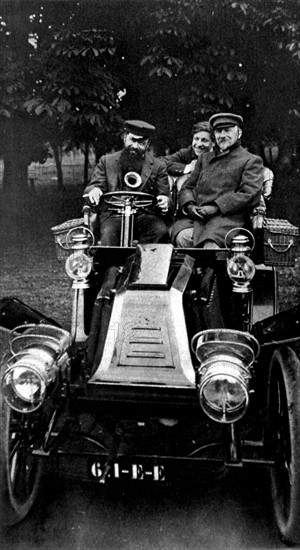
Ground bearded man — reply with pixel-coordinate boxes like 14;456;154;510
84;120;170;246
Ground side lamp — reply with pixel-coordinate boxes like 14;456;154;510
225;228;256;294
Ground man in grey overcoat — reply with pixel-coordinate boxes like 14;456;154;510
171;113;264;248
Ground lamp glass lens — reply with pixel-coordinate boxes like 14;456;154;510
65;252;92;279
12;366;45;404
203;375;245;412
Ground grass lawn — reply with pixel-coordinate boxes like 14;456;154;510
0;165;86;331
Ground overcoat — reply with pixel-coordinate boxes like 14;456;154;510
172;143;264;247
84;150;170;223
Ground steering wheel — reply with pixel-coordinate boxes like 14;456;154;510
103;190;155;210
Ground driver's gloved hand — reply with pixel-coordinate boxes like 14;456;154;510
83;187;103;206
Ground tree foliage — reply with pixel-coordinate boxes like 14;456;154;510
141;0;248;113
1;0;300;191
24;28;121;146
139;0;300;152
230;0;300;60
0;1;124;189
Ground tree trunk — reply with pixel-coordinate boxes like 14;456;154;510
2;154;28;192
1;116;31;206
83;142;90;185
51;143;64;189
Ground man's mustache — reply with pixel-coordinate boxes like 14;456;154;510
128;147;144;157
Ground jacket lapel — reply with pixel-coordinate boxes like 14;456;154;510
107;151;123;190
140;153;153;189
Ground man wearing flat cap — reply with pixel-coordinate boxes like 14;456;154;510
84;120;170;245
171;112;264;249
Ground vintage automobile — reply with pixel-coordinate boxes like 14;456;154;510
0;186;300;544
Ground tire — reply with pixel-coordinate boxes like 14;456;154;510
268;346;300;544
0;388;43;526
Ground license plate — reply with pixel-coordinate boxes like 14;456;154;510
90;461;165;482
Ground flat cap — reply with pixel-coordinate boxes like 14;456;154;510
209;113;243;130
124;120;156;138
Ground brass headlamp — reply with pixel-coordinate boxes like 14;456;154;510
191;329;259;423
1;324;71;413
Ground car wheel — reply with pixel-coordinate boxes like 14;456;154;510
268;346;300;544
0;387;43;526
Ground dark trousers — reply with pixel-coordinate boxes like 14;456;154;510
100;212;169;246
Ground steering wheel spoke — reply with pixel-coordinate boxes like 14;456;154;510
103;190;155;210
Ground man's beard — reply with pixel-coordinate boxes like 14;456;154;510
120;147;144;176
217;138;232;152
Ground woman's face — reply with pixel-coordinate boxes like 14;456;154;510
192;130;213;156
